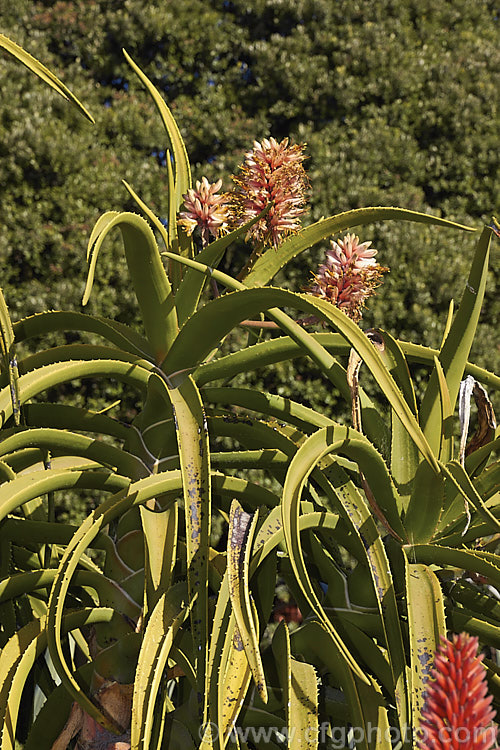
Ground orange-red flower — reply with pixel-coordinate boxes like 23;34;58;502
417;633;497;750
307;233;387;322
178;177;230;247
229;137;308;249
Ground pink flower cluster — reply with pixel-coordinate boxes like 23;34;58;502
177;177;230;247
176;142;388;323
177;138;308;252
229;137;308;249
418;633;497;750
308;233;388;321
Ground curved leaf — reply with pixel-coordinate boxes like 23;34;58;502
7;344;156;385
0;289;22;427
21;402;131;441
0;33;94;122
175;206;271;326
373;331;419;507
163;284;436;471
0;468;130;524
281;426;409;728
290;620;392;750
83;211;177;362
131;582;188;750
227;500;266;702
0;359;152;426
441;459;500;534
166;377;211;695
420;226;493;454
272;622;318;750
218;612;252;746
403;558;446;736
408;544;500;588
243;207;475;287
123;49;191;207
203;387;334;434
196;333;500;393
12;309;153;360
122;180;170;253
0;427;148;479
0;608;115;750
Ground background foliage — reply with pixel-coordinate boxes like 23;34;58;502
1;0;498;401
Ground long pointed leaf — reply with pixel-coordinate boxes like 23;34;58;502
243;207;475;287
403;557;446;737
83;211;177;362
0;34;94;122
162;284;437;471
420;226;493;454
123;49;191;207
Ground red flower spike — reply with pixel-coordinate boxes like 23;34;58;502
417;632;497;750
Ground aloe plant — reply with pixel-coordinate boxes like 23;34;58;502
0;38;499;750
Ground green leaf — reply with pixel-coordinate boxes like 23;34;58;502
403;461;445;544
0;427;148;480
0;468;130;524
448;609;500;649
202;571;232;744
163;284;436;472
0;288;22;427
272;622;318;750
122;179;170;253
369;330;419;507
408;544;500;589
440;460;500;535
0;33;94;122
227;500;267;702
83;211;177;363
0;569;140;618
140;503;178;616
433;355;454;463
131;582;188;750
281;426;376;682
403;558;446;736
195;333;500;393
218;617;252;747
243;207;475;287
315;463;408;731
23;662;94;750
290;620;392;750
21;402;131;441
203;387;334;434
0;359;152;426
175;207;271;326
0;608;115;750
123;49;191;208
166;377;211;695
13;310;153;360
9;343;155;382
420;226;493;455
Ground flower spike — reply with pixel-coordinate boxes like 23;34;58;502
417;632;497;750
307;233;388;322
178;177;230;248
229;137;308;250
